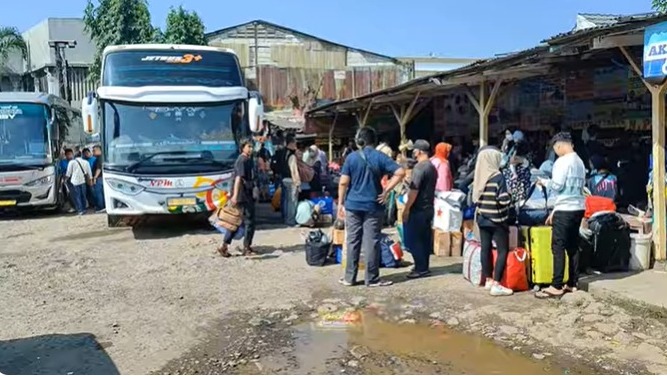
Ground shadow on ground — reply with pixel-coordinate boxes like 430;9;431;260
384;263;463;285
0;333;119;375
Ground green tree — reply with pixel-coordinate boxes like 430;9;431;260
653;0;667;12
83;0;160;83
0;26;27;62
162;6;207;45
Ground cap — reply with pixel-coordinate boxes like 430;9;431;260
410;139;430;152
551;132;573;145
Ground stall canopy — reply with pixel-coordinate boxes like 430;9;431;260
305;12;667;260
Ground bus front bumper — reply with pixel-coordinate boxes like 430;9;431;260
0;184;58;209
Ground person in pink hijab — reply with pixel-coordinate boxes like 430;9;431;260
431;142;453;192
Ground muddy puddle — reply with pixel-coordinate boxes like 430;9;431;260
227;310;596;375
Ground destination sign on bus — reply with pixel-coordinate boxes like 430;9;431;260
141;54;202;64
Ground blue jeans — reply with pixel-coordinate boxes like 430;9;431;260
71;183;87;214
93;178;105;210
405;208;434;273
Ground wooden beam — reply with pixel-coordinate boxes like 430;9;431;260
652;83;667;261
464;85;482;114
484;79;503;117
619;46;651;90
478;81;487;147
361;100;374;126
401;91;421;125
592;33;642;50
328;113;338;159
389;104;401;124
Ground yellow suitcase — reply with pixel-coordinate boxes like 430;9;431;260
520;226;568;285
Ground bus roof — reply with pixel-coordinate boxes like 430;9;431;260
103;44;237;56
0;92;76;110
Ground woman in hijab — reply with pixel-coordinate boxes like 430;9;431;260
431;142;453;192
472;146;514;297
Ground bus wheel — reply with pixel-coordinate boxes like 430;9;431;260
107;214;125;227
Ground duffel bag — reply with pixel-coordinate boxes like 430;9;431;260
463;240;484;286
493;247;529;292
305;229;331;267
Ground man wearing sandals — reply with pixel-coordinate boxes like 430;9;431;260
536;132;586;298
219;138;257;257
337;127;405;288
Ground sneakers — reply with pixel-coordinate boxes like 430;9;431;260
489;283;513;297
484;280;493;290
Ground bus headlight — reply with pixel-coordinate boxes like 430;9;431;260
106;178;145;196
25;175;54;187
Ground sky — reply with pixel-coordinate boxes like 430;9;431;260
0;0;657;59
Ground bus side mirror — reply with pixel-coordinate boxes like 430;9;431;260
248;92;264;133
82;91;99;135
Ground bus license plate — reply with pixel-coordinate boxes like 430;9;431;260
0;200;17;206
167;197;196;206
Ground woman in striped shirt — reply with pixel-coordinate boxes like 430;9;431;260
472;147;514;296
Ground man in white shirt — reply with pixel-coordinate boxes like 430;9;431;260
536;132;586;299
66;155;93;215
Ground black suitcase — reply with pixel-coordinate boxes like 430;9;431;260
580;213;631;273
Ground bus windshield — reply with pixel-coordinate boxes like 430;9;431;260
103;100;246;174
0;103;50;165
103;49;243;87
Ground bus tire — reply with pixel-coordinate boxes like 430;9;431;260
107;214;124;227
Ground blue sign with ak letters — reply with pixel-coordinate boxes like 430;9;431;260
644;21;667;79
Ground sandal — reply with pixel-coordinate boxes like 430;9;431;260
217;245;231;258
535;287;564;299
564;286;578;293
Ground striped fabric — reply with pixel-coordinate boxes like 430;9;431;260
477;173;512;224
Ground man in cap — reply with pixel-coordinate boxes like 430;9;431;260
402;140;437;278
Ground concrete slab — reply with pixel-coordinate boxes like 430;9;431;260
580;269;667;309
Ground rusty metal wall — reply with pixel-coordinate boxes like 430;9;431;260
257;65;402;109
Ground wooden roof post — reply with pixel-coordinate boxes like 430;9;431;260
466;80;502;148
328;113;338;160
620;45;667;261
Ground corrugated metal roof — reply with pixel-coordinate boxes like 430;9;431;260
206;20;402;65
543;12;666;44
306;46;549;116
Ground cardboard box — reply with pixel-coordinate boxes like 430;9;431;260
450;231;463;257
433;229;451;257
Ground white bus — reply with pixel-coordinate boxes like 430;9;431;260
0;92;83;212
82;44;263;227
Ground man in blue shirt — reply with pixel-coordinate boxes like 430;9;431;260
338;127;405;287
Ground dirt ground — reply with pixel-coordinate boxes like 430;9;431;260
2;205;667;374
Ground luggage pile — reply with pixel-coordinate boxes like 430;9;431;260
461;179;640;293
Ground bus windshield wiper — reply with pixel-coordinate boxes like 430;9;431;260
125;151;191;173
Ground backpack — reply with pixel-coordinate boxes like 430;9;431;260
297;158;315;183
270;148;286;177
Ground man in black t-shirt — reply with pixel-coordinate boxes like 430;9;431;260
402;139;437;279
220;138;257;257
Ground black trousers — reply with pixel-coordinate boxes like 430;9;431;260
479;223;510;282
223;200;256;249
551;210;585;289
